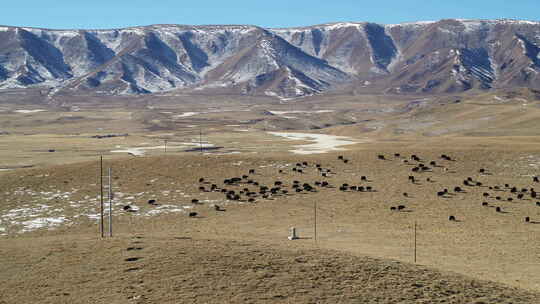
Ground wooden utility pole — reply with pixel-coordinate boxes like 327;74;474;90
100;156;104;238
199;128;203;154
414;221;417;263
108;167;113;237
314;201;317;244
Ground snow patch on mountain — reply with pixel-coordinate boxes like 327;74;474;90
386;21;436;28
271;22;364;33
323;22;365;31
458;20;485;32
1;19;540;96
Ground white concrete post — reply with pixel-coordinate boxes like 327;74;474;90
288;227;299;240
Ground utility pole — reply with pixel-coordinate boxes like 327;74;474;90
199;128;203;154
414;221;417;263
99;156;104;238
108;167;113;237
164;139;168;154
314;200;317;244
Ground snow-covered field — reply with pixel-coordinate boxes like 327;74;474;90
0;186;233;236
1;159;300;236
267;132;360;154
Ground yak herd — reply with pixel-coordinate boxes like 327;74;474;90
188;157;383;216
136;152;540;223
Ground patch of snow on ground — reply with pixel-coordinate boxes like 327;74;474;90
175;109;251;118
143;205;188;216
175;112;200;118
2;205;51;219
181;142;215;147
20;217;68;232
110;148;146;156
269;110;334;115
268;110;334;119
85;214;101;220
14;109;46;114
210;151;242;155
265;91;279;97
111;143;214;156
267;132;360;154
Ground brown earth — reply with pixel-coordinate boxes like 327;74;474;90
2;91;540;303
2;146;540;303
1;234;539;304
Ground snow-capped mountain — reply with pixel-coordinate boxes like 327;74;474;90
0;19;539;99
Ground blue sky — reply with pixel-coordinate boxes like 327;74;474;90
2;0;539;29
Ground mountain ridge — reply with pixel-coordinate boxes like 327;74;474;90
3;17;537;31
0;18;539;99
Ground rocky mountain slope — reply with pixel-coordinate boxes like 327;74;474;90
0;19;539;99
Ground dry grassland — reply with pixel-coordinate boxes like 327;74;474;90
1;90;540;303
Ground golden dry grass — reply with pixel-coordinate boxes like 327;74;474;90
2;146;540;303
2;90;540;303
2;233;539;304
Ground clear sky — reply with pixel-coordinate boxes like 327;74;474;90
2;0;539;29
